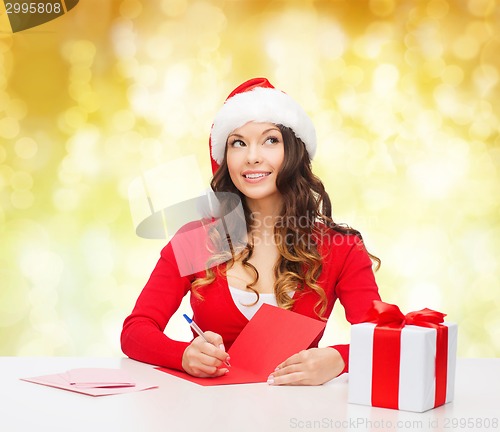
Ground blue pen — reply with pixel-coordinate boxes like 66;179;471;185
183;314;231;367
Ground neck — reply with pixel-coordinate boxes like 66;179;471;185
245;197;283;239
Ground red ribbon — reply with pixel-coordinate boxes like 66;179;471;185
364;300;449;409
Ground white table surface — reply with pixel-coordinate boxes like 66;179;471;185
1;357;498;432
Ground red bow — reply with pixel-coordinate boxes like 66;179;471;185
364;300;446;329
363;300;448;409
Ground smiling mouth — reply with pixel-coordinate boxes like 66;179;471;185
243;172;271;179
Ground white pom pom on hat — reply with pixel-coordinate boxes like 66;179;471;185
209;77;317;174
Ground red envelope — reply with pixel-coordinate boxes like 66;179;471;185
157;303;326;386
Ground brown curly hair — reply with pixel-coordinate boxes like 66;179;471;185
192;125;380;318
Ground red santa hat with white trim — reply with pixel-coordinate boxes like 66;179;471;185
209;77;317;174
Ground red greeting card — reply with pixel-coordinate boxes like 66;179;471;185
157;304;326;386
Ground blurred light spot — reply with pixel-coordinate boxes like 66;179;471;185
145;36;173;61
318;22;346;59
458;231;499;300
467;21;494;43
469;119;494;140
467;0;495;16
58;158;82;185
112;109;136;132
199;33;220;52
407;139;469;198
369;0;395;16
53;188;80;212
11;171;33;191
354;22;394;59
412;19;443;58
68;81;91;101
372;64;399;95
65;127;102;176
472;64;499;96
163;63;193;99
81;227;114;276
6;98;27;119
0;145;7;163
128;83;152;117
10;190;34;209
0;117;20;139
0;90;9;107
135;65;158;87
61;40;96;67
0;270;29;327
341;65;364;86
404;47;422;67
390;227;451;279
363;188;395;212
111;19;137;59
407;281;443;310
441;64;464;86
433;84;473;124
452;35;480;60
0;164;14;189
350;138;370;160
120;0;142;19
70;66;92;84
79;90;100;113
426;0;449;19
412;110;443;138
161;0;188;17
115;58;139;83
423;57;445;78
14;137;38;159
336;88;358;115
186;2;226;33
17;321;71;355
60;107;88;130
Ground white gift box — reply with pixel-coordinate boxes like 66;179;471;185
348;322;458;412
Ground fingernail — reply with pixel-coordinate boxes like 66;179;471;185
274;366;280;371
225;357;231;367
267;375;274;385
224;369;229;374
219;343;226;352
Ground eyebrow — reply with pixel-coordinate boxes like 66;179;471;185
228;127;280;139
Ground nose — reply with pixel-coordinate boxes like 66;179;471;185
246;143;261;164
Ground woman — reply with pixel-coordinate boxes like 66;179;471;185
121;78;381;385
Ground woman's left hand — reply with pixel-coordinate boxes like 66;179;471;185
267;347;345;386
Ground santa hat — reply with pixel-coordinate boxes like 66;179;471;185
209;77;317;173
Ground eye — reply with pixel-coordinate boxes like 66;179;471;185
229;139;246;148
264;136;280;145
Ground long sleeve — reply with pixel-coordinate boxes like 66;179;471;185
328;235;381;373
120;242;192;371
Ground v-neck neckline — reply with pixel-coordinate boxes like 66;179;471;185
219;268;301;324
220;270;251;324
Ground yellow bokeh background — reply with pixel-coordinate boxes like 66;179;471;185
0;0;499;358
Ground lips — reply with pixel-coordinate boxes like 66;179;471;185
243;172;271;179
241;171;272;183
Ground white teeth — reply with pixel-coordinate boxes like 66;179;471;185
245;173;269;179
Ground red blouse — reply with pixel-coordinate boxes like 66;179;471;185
121;225;380;373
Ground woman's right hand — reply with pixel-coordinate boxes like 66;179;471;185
181;331;230;377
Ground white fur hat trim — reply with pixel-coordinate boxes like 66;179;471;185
210;87;317;164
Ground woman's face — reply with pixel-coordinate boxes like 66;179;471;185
226;121;285;207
